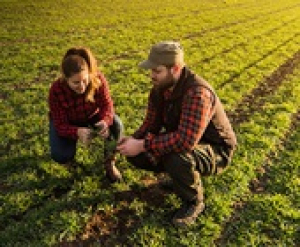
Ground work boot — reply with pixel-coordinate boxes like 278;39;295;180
104;158;122;183
172;199;205;227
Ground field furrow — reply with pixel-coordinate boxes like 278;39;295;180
215;110;300;246
228;50;300;125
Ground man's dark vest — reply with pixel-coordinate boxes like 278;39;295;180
150;67;237;150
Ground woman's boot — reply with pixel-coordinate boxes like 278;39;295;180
104;155;122;182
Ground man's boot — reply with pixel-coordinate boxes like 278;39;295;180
172;182;205;227
104;134;123;182
172;199;205;227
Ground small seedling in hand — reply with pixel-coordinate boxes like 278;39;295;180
106;138;118;154
89;123;118;156
90;124;104;139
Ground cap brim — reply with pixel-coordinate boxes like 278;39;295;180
138;59;158;69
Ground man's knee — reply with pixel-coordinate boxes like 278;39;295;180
126;155;140;167
127;153;163;173
126;153;150;168
163;153;188;174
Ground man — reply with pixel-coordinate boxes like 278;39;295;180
117;41;237;227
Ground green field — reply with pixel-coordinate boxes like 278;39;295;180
0;0;299;246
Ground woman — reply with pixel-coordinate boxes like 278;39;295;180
48;47;123;182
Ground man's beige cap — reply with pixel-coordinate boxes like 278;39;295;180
139;41;184;69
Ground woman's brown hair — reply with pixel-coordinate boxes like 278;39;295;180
61;47;101;102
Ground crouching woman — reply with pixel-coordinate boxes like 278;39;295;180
48;46;122;182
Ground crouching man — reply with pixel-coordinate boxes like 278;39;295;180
117;41;237;227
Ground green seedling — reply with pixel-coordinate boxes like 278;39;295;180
89;124;118;156
106;138;118;157
89;123;104;139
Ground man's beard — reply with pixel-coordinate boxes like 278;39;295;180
152;73;176;91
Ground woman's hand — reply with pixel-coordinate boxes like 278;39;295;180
94;120;109;139
77;127;92;145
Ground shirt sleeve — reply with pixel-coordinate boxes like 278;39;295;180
97;72;114;126
144;86;214;157
48;82;78;140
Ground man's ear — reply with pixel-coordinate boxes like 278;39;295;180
171;64;181;75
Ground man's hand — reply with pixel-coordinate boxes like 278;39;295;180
94;120;109;139
117;136;145;157
77;127;92;145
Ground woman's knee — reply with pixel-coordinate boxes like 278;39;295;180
50;149;75;164
49;120;76;164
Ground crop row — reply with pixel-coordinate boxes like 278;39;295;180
1;0;299;73
0;0;290;41
216;109;300;246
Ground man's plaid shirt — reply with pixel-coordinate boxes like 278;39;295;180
49;72;114;140
133;74;215;162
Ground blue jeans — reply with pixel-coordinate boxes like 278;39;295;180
49;115;124;164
